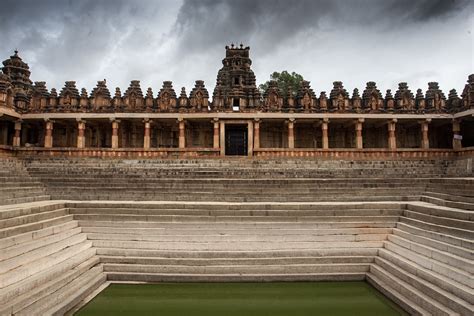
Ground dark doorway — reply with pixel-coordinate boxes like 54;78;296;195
225;124;248;156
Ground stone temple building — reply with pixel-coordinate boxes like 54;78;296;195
0;44;473;157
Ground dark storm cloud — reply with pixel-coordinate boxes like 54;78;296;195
384;0;470;22
0;0;167;89
174;0;335;52
0;0;471;94
174;0;471;52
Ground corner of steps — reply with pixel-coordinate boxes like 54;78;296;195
17;264;106;316
0;256;100;315
366;272;430;316
368;264;459;316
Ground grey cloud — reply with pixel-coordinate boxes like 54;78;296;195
174;0;471;52
0;0;471;96
383;0;471;22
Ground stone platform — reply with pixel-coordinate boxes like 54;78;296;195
0;157;473;315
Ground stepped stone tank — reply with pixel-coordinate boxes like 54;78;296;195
0;45;473;315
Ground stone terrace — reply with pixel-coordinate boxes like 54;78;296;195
0;156;473;315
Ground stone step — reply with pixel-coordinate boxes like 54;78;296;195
106;271;366;282
0;181;44;187
392;227;473;261
1;226;82;262
31;179;433;184
26;166;445;172
0;190;47;199
406;203;474;221
69;208;402;217
421;195;474;211
366;272;429;316
102;263;370;274
378;249;473;305
0;239;92;288
396;222;473;251
426;187;474;198
96;247;379;259
0;201;66;221
79;220;397;229
0;248;96;305
68;201;404;210
53;194;417;202
423;191;474;204
369;265;455;315
72;213;400;223
82;226;392;236
1;195;51;207
387;234;473;274
383;241;471;288
0;186;46;194
18;264;105;316
0;208;69;229
0;256;99;315
0;177;44;183
0;214;74;239
38;177;428;184
48;186;422;194
399;216;473;240
404;210;474;231
25;164;447;169
86;232;388;243
92;239;384;251
43;186;425;194
0;220;78;250
374;256;473;315
99;255;374;266
0;194;50;204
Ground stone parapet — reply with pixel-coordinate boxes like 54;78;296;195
2;146;473;160
253;148;471;160
13;147;221;158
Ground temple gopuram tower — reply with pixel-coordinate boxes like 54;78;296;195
212;44;260;112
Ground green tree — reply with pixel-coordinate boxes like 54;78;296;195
259;71;304;97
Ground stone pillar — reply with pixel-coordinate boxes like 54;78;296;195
77;120;86;148
213;118;220;149
44;120;53;148
452;119;462;150
420;119;430;149
13;120;21;147
219;121;225;156
111;119;120;149
178;118;186;149
247;120;254;157
388;119;397;150
253;118;260;150
143;119;151;150
322;118;329;149
355;118;364;149
287;118;295;149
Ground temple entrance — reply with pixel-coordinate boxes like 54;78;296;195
225;124;248;156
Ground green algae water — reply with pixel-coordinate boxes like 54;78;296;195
76;282;408;316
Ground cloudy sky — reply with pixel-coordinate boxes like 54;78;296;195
0;0;472;97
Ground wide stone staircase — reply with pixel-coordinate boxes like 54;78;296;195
367;200;474;315
0;156;472;315
20;157;466;202
72;201;397;282
0;201;104;315
0;159;49;206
